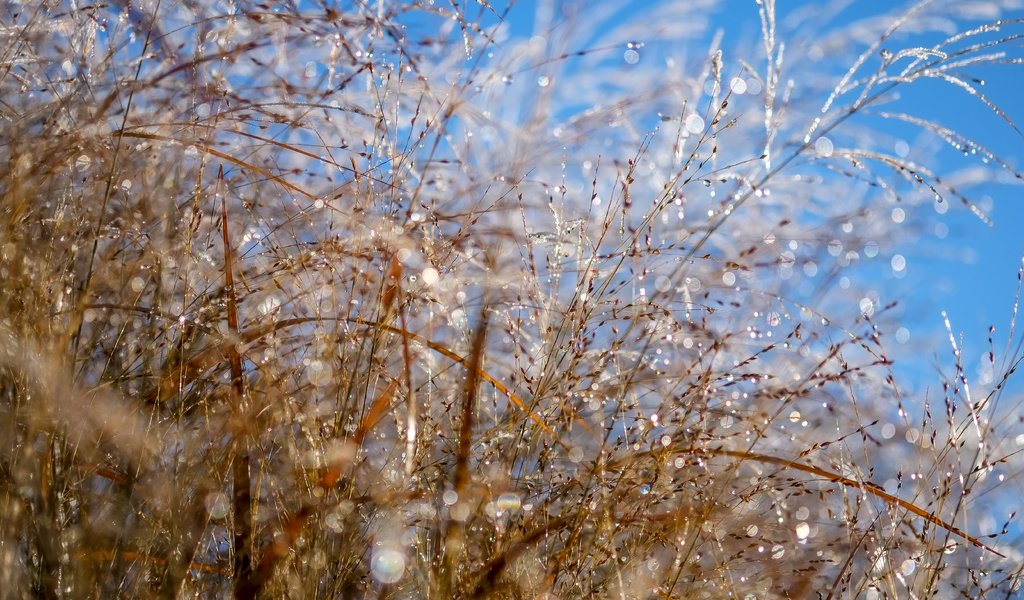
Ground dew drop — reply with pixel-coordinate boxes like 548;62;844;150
685;114;705;134
814;136;834;157
371;549;405;584
205;492;230;519
259;294;282;315
859;298;874;317
307;359;330;387
795;522;810;539
495;492;521;512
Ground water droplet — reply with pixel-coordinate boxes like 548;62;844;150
421;267;439;286
537;75;550;87
685;114;705;134
495;492;521;512
623;48;640;65
771;544;785;559
814;136;834;157
859;298;874;317
205;492;230;519
371;549;405;584
307;359;330;387
795;522;810;539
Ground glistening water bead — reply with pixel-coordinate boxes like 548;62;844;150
624;40;644;65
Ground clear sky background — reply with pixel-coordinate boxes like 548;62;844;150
821;1;1024;392
497;0;1024;392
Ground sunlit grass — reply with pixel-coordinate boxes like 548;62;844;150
1;0;1023;598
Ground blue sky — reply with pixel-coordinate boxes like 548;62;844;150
828;2;1024;388
493;0;1024;390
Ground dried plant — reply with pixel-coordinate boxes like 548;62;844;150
1;0;1023;598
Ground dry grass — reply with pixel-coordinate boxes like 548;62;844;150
1;0;1023;598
